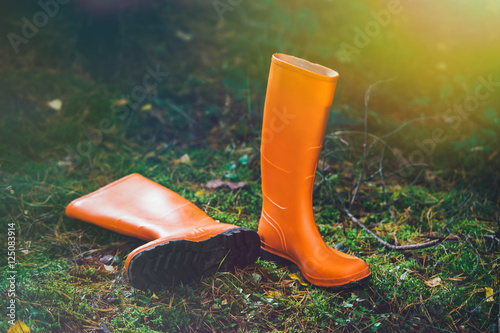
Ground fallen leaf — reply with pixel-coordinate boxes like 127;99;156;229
252;273;262;283
289;273;309;286
173;154;191;164
57;160;72;167
99;254;114;265
103;264;114;272
47;98;62;111
144;151;156;159
114;99;128;107
266;290;279;298
175;29;193;41
485;287;495;302
140;103;152;111
205;179;247;190
195;189;205;196
7;320;30;333
424;276;442;288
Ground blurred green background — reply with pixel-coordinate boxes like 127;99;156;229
1;0;499;194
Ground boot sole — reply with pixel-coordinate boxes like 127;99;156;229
260;248;371;290
127;228;260;291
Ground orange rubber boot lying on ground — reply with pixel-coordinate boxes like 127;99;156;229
66;173;260;290
258;53;371;287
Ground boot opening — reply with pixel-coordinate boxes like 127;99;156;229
273;53;338;78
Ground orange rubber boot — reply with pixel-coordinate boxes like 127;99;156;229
258;54;371;287
66;173;260;290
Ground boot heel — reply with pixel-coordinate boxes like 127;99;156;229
260;248;295;266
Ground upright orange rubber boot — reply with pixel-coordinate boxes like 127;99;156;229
66;174;260;290
258;54;371;287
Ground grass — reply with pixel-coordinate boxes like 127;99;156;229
1;122;499;332
1;2;499;330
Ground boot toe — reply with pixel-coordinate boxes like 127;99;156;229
298;250;371;287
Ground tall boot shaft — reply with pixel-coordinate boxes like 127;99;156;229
66;174;232;241
258;54;371;287
261;54;338;212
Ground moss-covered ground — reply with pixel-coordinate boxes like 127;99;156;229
1;1;500;332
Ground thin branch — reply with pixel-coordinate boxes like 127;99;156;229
163;99;199;126
471;290;500;313
368;116;440;150
349;77;396;211
379;142;396;222
332;184;444;251
344;209;443;251
483;234;500;244
409;168;425;186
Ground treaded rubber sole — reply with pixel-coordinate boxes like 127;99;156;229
127;228;260;291
260;248;371;290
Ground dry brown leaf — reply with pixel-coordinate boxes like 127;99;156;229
424;276;442;288
205;179;247;190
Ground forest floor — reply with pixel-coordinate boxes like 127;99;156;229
0;69;499;333
1;2;500;332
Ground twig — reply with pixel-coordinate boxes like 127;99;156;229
332;185;444;251
483;234;500;244
349;324;362;333
344;209;443;251
349;77;396;211
484;234;500;252
26;214;57;234
471;290;500;313
399;167;424;187
368;116;440;150
379;142;396;222
163;99;198;126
